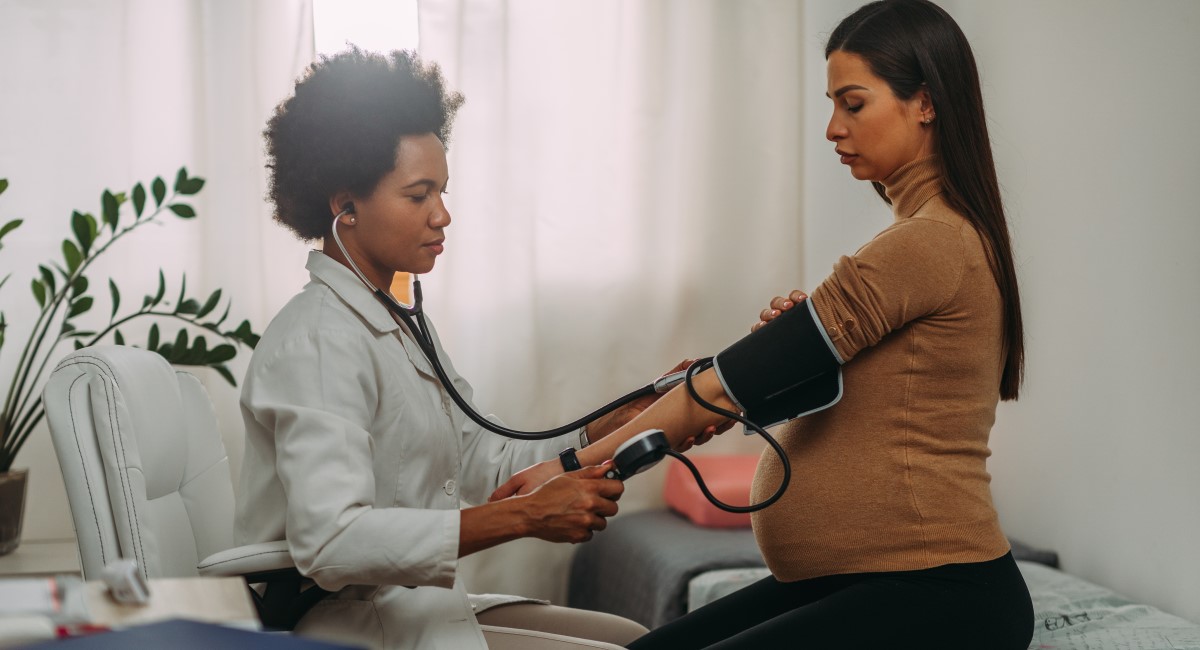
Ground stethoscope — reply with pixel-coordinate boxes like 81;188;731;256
329;209;790;513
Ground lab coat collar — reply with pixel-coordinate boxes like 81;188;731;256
305;251;439;379
305;250;401;334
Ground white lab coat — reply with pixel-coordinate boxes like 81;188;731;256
236;251;574;649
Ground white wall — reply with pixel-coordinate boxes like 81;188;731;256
803;0;1200;623
0;0;314;543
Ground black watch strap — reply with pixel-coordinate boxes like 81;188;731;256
559;447;582;472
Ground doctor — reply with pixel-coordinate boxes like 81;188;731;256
234;47;694;650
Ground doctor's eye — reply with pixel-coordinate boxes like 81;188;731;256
846;103;863;113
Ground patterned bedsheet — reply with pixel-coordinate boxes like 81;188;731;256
687;562;1200;649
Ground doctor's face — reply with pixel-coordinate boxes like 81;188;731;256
349;132;452;280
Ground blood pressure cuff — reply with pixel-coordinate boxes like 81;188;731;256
712;300;844;429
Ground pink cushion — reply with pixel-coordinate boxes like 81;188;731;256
663;454;760;528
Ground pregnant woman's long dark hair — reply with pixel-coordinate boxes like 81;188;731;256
828;0;1025;400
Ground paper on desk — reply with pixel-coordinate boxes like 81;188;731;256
0;576;89;623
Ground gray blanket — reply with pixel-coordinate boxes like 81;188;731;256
567;508;1059;629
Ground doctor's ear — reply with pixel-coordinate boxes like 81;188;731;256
331;196;357;225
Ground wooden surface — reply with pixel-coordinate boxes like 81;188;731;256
0;539;80;577
85;577;259;630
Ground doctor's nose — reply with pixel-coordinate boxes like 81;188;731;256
431;200;451;228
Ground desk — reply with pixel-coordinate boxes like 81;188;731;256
2;576;266;647
0;539;80;578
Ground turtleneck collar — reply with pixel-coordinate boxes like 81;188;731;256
881;155;943;220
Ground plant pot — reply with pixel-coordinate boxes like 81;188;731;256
0;468;29;555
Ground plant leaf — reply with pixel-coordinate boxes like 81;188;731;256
132;183;146;219
177;177;205;195
152;177;166;207
0;219;20;243
114;330;124;345
101;191;119;231
207;344;237;363
173;328;188;356
174;168;204;195
209;302;231;328
231;319;261;348
176;299;200;315
196;289;221;318
72;211;94;255
173;273;187;313
0;178;7;195
152;269;165;306
212;364;236;387
68;296;93;318
109;279;120;318
62;239;82;274
185;335;208;364
168;204;196;219
38;265;56;296
148;323;160;350
70;275;88;298
31;279;46;308
74;340;85;350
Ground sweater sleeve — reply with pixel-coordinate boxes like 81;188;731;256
810;217;967;363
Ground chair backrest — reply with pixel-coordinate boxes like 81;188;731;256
43;345;235;582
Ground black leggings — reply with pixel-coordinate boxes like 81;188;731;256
626;552;1033;650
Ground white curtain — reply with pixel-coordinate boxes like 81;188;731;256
0;0;315;540
417;0;808;602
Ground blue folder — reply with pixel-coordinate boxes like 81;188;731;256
22;618;363;649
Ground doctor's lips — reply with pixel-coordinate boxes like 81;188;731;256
836;148;858;165
423;238;445;254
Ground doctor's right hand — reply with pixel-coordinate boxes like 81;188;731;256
518;465;624;544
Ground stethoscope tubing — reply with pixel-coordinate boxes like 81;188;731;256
329;211;789;511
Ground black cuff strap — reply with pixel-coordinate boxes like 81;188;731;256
559;447;582;472
712;300;843;429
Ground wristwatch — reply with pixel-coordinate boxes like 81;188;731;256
558;447;582;472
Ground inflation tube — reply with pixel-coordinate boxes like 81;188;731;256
387;275;845;513
659;299;845;512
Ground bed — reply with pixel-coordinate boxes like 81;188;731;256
568;509;1200;649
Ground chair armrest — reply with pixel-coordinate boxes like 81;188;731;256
198;540;296;579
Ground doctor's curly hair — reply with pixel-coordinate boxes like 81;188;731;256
265;46;464;241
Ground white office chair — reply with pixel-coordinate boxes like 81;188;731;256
43;345;320;629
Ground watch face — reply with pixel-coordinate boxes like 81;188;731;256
559;448;582;471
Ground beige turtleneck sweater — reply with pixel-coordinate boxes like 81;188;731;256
750;156;1011;581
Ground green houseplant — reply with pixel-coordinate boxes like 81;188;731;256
0;169;260;554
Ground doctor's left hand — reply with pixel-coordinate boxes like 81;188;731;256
490;457;593;501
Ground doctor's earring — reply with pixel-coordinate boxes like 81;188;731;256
335;203;357;225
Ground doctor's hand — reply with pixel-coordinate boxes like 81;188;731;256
490;458;574;501
752;290;808;332
516;465;624;544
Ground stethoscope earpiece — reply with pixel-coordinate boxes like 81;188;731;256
335;203;356;223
